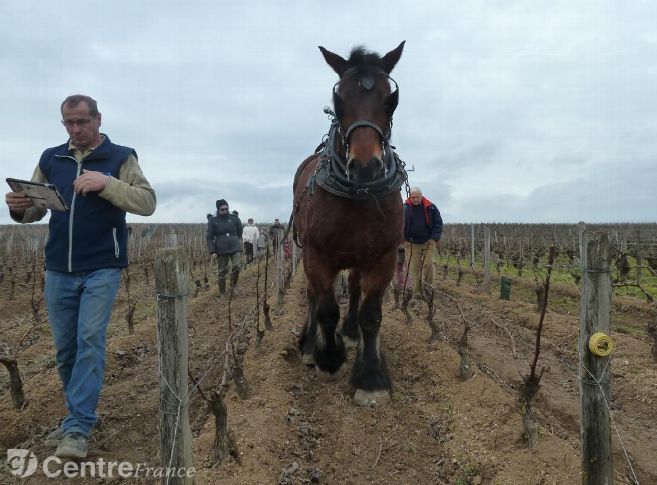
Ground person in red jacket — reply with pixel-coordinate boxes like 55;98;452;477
403;186;443;298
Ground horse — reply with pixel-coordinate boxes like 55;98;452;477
292;42;407;406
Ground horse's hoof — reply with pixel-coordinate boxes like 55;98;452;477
315;364;344;381
353;389;390;406
302;353;315;366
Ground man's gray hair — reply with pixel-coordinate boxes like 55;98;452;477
61;94;99;117
409;186;422;195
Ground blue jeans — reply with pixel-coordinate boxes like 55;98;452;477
45;268;122;438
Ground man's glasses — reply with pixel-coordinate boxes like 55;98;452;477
61;118;93;128
218;207;229;212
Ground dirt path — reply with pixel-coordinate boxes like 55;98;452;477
193;272;588;484
1;262;656;484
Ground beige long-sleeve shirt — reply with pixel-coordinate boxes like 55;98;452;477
14;138;156;223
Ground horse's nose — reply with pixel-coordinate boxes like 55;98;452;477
350;157;385;183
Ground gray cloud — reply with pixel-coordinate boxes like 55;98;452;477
2;1;656;225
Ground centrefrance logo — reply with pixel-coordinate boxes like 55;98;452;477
7;449;38;478
5;449;196;479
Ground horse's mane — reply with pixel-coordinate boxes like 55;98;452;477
347;46;385;74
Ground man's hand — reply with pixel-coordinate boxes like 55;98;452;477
73;169;109;196
5;191;33;216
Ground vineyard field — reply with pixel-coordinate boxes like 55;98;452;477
0;223;656;484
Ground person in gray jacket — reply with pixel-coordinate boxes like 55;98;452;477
207;199;243;296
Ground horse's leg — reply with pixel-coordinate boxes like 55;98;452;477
352;291;390;405
306;261;345;378
351;253;395;405
298;285;317;366
340;269;361;348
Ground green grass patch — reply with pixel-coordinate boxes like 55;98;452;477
435;252;656;306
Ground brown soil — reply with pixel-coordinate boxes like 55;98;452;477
1;262;656;484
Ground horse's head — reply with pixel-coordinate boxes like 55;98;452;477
319;42;405;184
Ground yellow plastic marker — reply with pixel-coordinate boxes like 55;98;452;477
588;332;614;357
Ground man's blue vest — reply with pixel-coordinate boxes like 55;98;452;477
39;135;135;273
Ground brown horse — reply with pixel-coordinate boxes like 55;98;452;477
292;42;407;405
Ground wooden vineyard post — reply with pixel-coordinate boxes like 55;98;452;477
292;239;297;274
470;223;475;268
483;225;491;294
578;231;613;485
577;221;586;262
155;247;194;485
276;237;284;313
635;230;641;287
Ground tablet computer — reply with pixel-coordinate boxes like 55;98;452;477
6;178;69;212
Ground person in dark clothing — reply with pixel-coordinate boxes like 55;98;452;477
269;218;285;255
4;94;156;459
207;199;243;296
403;186;443;297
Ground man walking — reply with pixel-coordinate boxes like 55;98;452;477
256;229;268;260
5;94;156;459
269;218;285;255
207;199;243;296
242;218;259;265
403;186;443;298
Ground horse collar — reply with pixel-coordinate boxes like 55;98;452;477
311;121;408;201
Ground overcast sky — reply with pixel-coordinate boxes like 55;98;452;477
2;1;656;225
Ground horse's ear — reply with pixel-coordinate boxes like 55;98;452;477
381;41;405;74
319;46;348;77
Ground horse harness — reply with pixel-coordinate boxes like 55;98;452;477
290;69;410;248
310;118;408;200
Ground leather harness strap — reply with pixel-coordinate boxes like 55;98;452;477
312;120;408;201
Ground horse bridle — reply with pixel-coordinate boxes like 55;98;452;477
331;68;399;153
